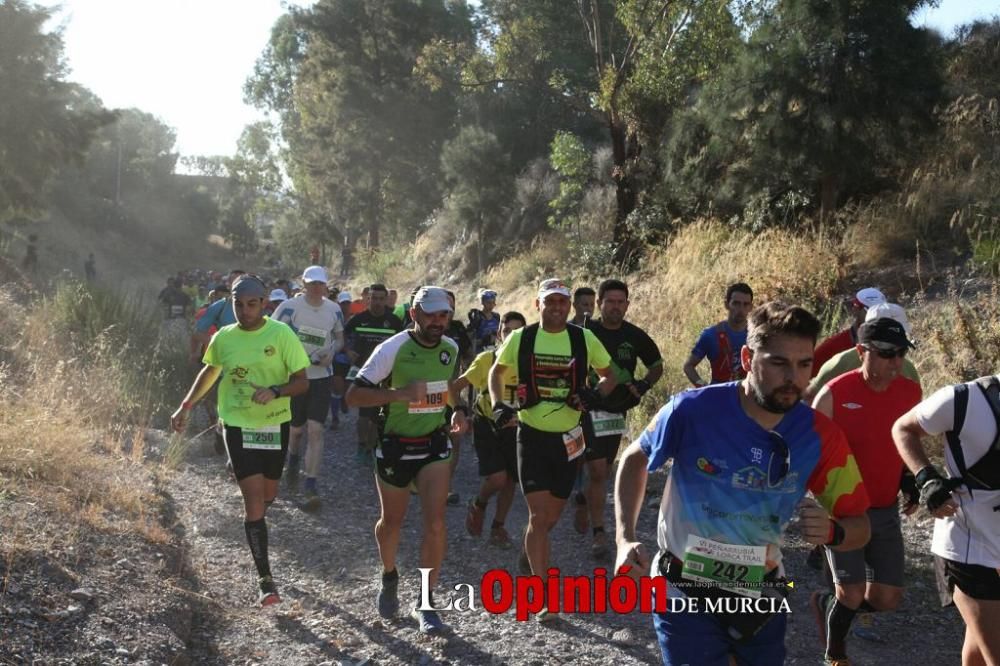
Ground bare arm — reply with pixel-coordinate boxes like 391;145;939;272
682;353;705;387
643;363;664;387
593;364;617;396
489;362;510;407
891;409;934;474
345;380;421;408
811;386;834;419
614;441;653;577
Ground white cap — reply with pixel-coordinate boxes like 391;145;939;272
538;278;571;299
337;290;352;303
865;302;912;337
413;286;453;313
853;287;886;310
302;265;328;284
268;289;288;302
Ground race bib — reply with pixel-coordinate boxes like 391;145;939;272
591;410;627;437
296;325;327;350
241;425;281;450
347;366;361;381
408;380;449;414
170;305;185;317
681;535;766;598
562;425;585;461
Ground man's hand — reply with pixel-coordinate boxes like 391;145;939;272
402;380;427;404
250;383;278;405
626;379;651;400
798;497;834;546
450;409;469;436
571;387;603;412
170;405;190;433
492;402;518;429
312;351;333;367
615;540;652;580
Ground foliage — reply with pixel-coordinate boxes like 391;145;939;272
547;131;591;231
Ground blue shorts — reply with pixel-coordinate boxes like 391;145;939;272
652;592;787;666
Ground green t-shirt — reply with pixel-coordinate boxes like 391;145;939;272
808;347;920;397
496;325;612;433
202;318;310;428
461;349;520;419
355;330;459;438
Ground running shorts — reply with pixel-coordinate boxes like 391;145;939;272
936;556;1000;607
376;450;451;489
826;505;905;587
473;414;518;481
516;422;578;499
290;376;332;426
223;422;290;481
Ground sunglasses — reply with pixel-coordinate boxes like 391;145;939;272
865;346;907;359
767;431;790;488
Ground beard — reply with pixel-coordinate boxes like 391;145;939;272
750;380;801;414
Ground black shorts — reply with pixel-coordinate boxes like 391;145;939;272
935;555;1000;607
376;451;451;489
332;362;351;378
517;422;579;499
291;376;332;426
473;414;518;481
827;506;905;587
223;422;290;481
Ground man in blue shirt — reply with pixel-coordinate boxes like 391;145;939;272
683;283;753;387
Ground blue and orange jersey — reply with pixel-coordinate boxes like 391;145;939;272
639;383;869;568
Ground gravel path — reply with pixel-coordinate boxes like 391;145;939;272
0;407;965;665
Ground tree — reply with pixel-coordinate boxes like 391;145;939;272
0;0;112;219
547;131;590;234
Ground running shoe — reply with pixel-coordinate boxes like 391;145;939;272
258;576;280;607
489;525;513;549
536;608;558;623
298;490;321;513
446;491;460;506
591;531;610;559
377;576;399;618
852;612;883;643
465;498;486;537
411;607;446;634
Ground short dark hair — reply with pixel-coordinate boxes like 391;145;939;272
725;282;753;304
598;279;629;300
369;283;388;295
573;287;596;303
501;311;527;326
746;302;821;351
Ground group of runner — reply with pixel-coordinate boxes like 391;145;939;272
168;268;999;665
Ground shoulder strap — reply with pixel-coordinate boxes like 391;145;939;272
947;382;971;481
517;324;541;408
712;322;733;382
964;376;1000;490
566;323;588;393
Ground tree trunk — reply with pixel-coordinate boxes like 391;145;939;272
819;173;839;221
609;117;639;266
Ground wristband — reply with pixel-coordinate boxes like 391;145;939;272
181;400;195;411
826;519;846;547
270;385;282;398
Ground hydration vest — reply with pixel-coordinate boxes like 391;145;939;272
948;376;1000;492
516;323;588;410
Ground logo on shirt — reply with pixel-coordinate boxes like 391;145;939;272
439;350;452;365
230;367;249;379
696;457;722;476
841;402;863;410
264;345;276;357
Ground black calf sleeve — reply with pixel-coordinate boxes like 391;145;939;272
244;518;271;579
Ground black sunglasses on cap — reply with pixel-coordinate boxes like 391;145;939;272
865;346;907;360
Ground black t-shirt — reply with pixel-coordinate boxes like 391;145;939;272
586;318;662;413
158;286;191;319
344;310;404;366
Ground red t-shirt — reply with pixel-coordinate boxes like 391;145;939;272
827;369;922;508
812;327;855;377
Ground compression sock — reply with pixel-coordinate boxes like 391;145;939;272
825;597;857;660
382;568;398;582
858;600;877;612
244;518;271;579
575;492;587;505
474;496;488;509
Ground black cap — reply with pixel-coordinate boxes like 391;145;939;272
858;317;915;350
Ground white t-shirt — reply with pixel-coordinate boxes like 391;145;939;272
915;379;1000;568
271;296;344;380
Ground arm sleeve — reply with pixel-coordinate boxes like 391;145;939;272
913;385;957;436
806;414;871;518
637;393;685;472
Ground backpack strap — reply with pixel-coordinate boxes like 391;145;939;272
517;324;541;409
963;376;1000;491
566;323;589;396
946;382;971;482
711;322;734;383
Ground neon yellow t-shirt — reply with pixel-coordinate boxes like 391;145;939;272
461;350;519;419
496;325;611;433
202;318;310;428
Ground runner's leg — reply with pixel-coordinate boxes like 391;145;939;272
953;589;1000;666
415;457;452;589
374;477;410;575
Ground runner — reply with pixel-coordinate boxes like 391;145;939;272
490;278;616;620
170;274;309;607
615;301;871;665
579;279;663;559
328;290;354;429
158;276;192;321
810;317;922;665
271;266;344;510
452;311;527;548
345;286;470;634
266;288;287;316
893;377;1000;666
805;303;920;402
682;282;753;387
468;289;501;354
343;284;404;466
571;286;596;327
811;288;886;377
191;269;247;364
350;286;370;316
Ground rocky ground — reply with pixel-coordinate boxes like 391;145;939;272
0;406;965;665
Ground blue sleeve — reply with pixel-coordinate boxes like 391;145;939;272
195;300;224;333
638;393;686;472
691;327;716;360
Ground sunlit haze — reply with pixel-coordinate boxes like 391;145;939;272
37;0;1000;165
